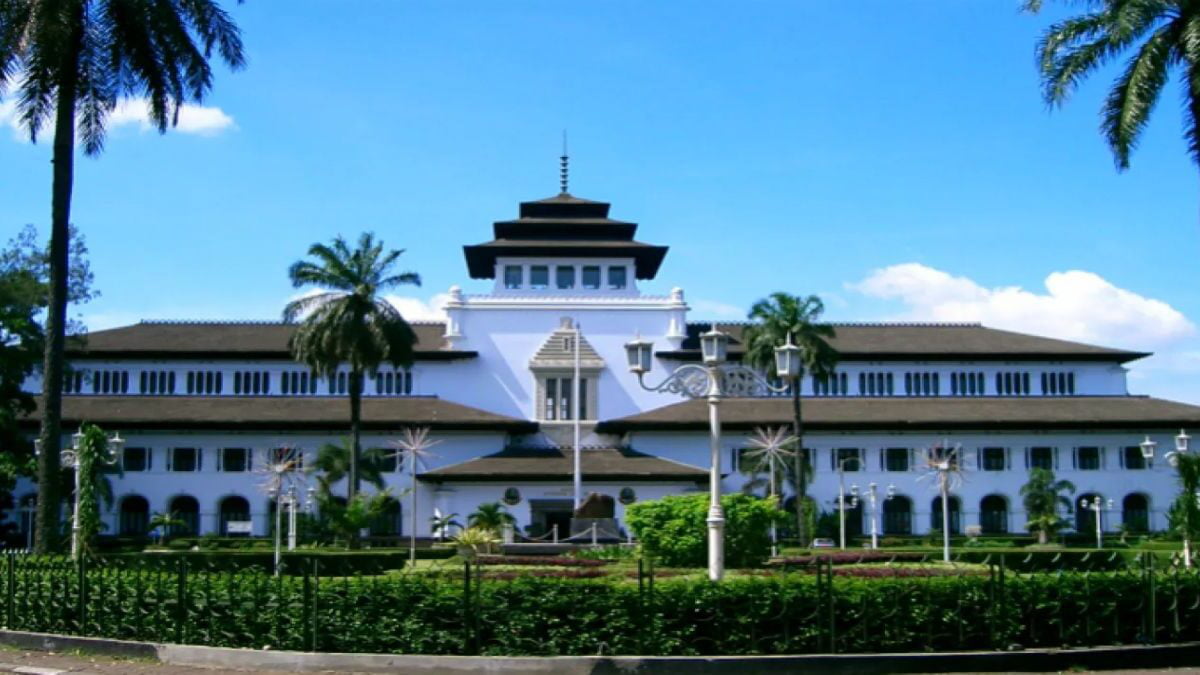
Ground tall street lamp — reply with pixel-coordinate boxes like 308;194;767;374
41;429;124;560
1141;430;1198;567
1079;496;1113;549
852;481;895;550
625;328;800;581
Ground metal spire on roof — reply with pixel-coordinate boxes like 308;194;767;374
560;130;569;195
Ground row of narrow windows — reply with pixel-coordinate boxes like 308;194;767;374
858;372;894;397
735;446;1151;474
950;372;985;396
505;264;628;291
905;372;940;397
60;369;415;396
812;371;849;396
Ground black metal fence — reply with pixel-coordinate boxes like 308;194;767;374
0;551;1198;656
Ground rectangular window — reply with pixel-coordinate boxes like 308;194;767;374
1076;446;1101;470
544;378;557;420
1029;446;1054;470
834;448;860;472
981;447;1006;471
608;266;627;290
556;266;575;290
1123;446;1147;470
541;376;589;420
170;447;198;472
123;447;148;472
581;266;600;289
530;266;549;289
884;448;909;472
504;265;523;289
220;447;249;472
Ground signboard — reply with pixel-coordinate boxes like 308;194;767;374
225;521;253;534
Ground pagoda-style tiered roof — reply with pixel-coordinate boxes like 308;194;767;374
463;192;668;279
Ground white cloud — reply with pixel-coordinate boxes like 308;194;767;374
847;263;1194;348
690;298;745;320
0;97;235;142
385;293;450;322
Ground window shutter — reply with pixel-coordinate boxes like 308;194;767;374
216;449;223;472
731;448;738;471
1071;447;1077;470
1024;447;1030;469
197;448;203;472
147;448;153;471
166;448;173;472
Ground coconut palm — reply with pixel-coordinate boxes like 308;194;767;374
307;441;387;497
390;426;441;565
742;293;838;546
429;512;462;542
468;502;516;535
283;233;421;503
1027;0;1200;170
147;512;186;546
1020;468;1077;545
1;0;246;554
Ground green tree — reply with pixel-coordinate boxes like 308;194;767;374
429;512;462;541
71;423;118;557
467;502;516;535
742;293;837;546
0;1;245;553
0;226;95;515
1027;0;1200;170
1168;453;1200;565
307;441;387;497
1020;467;1076;545
625;493;784;568
315;490;395;548
147;511;186;546
283;233;421;505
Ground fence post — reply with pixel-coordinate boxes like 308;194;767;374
462;560;473;655
302;557;312;652
174;556;187;644
5;553;12;629
1146;554;1157;644
636;558;644;654
826;557;837;653
76;554;86;634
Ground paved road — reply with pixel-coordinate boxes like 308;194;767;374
0;649;1198;675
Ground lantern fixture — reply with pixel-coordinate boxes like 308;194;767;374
700;328;728;365
1140;435;1157;460
109;432;125;455
886;483;897;500
774;334;802;380
624;335;654;374
71;429;85;448
1177;429;1191;454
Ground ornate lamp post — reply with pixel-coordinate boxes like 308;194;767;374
919;442;967;563
625;328;799;581
41;429;124;560
1141;431;1198;567
851;481;895;550
1079;496;1113;549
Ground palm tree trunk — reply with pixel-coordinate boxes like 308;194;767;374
348;369;362;499
791;382;807;547
35;12;84;554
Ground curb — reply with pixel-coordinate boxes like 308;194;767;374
1;630;1199;673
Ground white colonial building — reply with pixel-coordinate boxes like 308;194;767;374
9;187;1200;544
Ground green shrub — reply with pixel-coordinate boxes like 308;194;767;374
625;493;782;568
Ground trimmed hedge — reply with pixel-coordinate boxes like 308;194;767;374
3;555;1199;655
101;548;456;574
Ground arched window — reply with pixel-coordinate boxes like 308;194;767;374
219;496;251;536
931;495;961;534
1076;492;1102;533
169;495;200;536
1123;494;1150;533
980;495;1008;534
838;496;863;538
119;495;150;536
883;495;912;535
369;497;402;537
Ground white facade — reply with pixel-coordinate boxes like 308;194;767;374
8;189;1199;543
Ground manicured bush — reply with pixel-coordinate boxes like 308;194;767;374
475;555;605;567
101;548;456;574
625;493;782;568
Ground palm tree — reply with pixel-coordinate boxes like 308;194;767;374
147;512;186;546
283;233;421;503
1020;468;1076;545
429;512;462;542
1;0;246;553
307;441;387;497
1027;0;1200;171
468;502;516;535
742;293;837;547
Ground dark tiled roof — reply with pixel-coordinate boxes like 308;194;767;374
662;322;1148;363
66;321;475;361
419;446;708;482
21;395;536;432
596;396;1200;432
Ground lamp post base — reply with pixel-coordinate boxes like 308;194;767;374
707;512;725;582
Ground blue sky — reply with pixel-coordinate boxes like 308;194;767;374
2;2;1198;402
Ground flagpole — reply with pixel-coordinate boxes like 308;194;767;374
573;321;582;509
